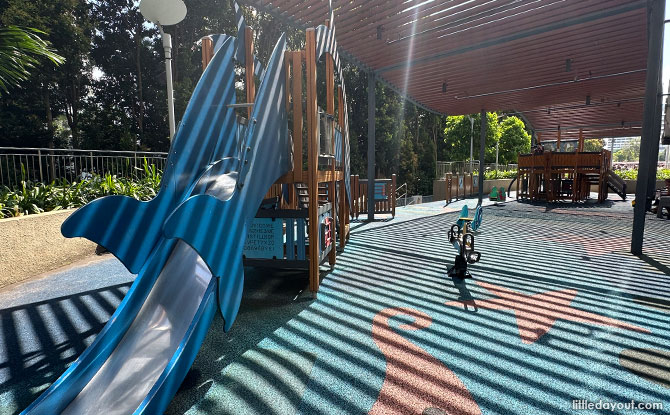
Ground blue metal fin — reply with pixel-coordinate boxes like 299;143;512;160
218;259;244;332
163;194;237;279
61;195;166;274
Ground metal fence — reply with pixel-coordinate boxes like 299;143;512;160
0;147;168;187
436;161;518;178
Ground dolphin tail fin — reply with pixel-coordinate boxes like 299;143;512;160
62;195;162;274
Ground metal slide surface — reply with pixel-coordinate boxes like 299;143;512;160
62;241;213;415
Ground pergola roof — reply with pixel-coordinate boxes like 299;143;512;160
241;0;649;139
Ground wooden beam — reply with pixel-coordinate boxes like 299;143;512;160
245;26;256;118
285;49;292;112
306;28;319;294
292;51;303;183
578;128;584;152
201;37;213;71
274;169;343;184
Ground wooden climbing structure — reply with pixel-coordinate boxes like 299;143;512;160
201;17;351;295
516;150;626;203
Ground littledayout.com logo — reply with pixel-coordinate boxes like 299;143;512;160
572;399;664;412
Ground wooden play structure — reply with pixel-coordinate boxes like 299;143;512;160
444;173;480;205
201;20;351;295
350;174;397;218
517;150;626;202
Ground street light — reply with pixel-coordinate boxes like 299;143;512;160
139;0;187;141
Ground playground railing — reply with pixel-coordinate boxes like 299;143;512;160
350;174;396;218
0;147;168;186
445;173;479;204
242;202;334;269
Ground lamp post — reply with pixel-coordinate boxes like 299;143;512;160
139;0;187;142
159;26;176;139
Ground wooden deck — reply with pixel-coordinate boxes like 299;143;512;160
517;150;612;202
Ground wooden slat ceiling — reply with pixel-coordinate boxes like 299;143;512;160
241;0;648;140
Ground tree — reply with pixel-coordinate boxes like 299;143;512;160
1;0;90;148
0;26;63;94
398;137;418;193
498;116;530;163
88;0;169;150
443;112;501;163
584;139;604;152
613;137;641;162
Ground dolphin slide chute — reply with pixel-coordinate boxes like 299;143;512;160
21;24;291;415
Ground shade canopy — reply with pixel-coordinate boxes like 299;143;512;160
240;0;648;140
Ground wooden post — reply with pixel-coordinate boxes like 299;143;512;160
245;26;255;118
577;128;584;152
201;37;213;71
572;149;579;202
305;29;319;294
354;175;359;218
292;52;303;183
556;128;561;152
445;176;450;203
516;168;520;200
285;49;291;112
545;152;552;202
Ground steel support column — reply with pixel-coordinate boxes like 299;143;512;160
646;68;664;199
478;109;487;205
368;71;376;221
632;0;665;255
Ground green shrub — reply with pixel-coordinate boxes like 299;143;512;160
484;170;518;180
0;166;162;219
613;168;670;181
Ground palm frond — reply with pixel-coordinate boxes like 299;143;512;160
0;26;65;94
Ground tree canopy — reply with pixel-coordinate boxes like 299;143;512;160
443;113;530;164
0;0;537;196
0;26;63;94
613;138;641;162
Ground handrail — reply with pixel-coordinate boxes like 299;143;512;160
0;146;168;156
0;147;169;187
396;182;408;207
358;178;392;183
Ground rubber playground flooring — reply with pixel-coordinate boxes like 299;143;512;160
1;198;669;414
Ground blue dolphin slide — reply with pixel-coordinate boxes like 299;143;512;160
21;22;294;415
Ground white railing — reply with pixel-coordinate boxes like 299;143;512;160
436;161;480;178
396;182;408;207
0;147;168;187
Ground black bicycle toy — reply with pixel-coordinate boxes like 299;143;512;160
447;206;482;279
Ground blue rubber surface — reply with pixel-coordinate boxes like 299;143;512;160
2;199;670;414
